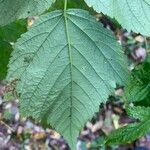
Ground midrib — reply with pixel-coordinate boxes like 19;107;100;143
63;9;73;140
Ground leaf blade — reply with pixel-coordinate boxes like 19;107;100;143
8;9;128;149
106;119;150;145
0;0;56;26
84;0;150;36
127;106;150;121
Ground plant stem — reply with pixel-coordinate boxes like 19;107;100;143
144;37;149;53
64;0;67;11
0;121;15;132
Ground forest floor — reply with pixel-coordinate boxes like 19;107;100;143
0;82;150;150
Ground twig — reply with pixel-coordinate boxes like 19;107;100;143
0;120;15;132
145;37;149;53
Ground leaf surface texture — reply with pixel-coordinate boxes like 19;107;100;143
107;106;150;145
8;9;128;149
85;0;150;36
0;0;55;26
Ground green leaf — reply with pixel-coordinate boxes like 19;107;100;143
84;0;150;36
125;83;150;102
127;106;150;121
7;9;128;149
0;0;56;26
0;20;27;42
106;119;150;145
0;41;12;80
124;59;150;103
0;20;27;80
106;105;150;145
50;0;89;10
